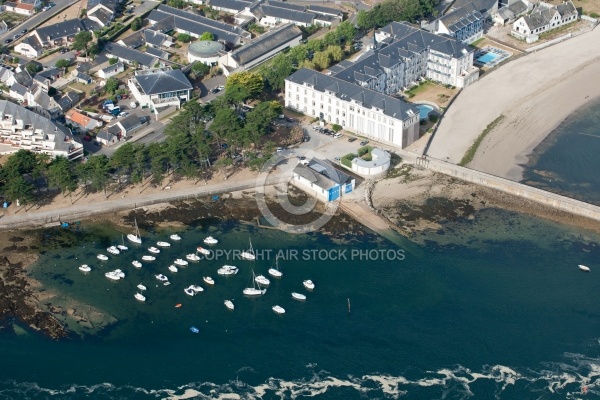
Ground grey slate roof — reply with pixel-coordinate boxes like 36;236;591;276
12;70;33;87
260;5;315;24
117;114;142;131
208;0;250;12
314;14;337;22
80;18;102;31
231;23;301;66
119;30;145;48
439;3;483;33
134;69;192;95
0;100;76;153
104;42;157;68
151;15;176;33
97;130;116;141
145;46;169;60
99;62;124;74
308;4;342;17
58;91;79;111
75;71;93;82
287;68;418;121
509;0;528;15
10;82;28;96
36;19;84;42
87;0;118;12
37;68;61;79
451;0;497;15
21;35;43;51
148;5;244;44
267;0;306;12
145;29;170;47
556;1;577;18
89;7;112;26
523;7;558;30
293;158;352;190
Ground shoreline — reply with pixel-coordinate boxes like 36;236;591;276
427;26;600;181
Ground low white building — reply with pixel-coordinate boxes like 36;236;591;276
188;40;225;65
350;148;391;178
0;100;83;160
285;68;420;149
97;62;125;79
292;158;355;202
128;68;193;116
512;0;578;39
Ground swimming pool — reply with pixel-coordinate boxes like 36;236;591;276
416;104;433;120
477;52;499;64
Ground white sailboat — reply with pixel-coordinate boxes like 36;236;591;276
272;305;285;314
184;287;196;296
303;280;315;290
170;234;182;241
137;283;147;291
579;264;591;272
127;218;142;244
243;270;267;296
204;236;218;245
174;259;188;266
203;276;214;285
268;256;283;278
186;253;201;261
107;245;120;255
97;254;108;261
190;285;203;293
79;264;91;272
255;274;270;286
292;292;306;301
168;265;178;273
132;260;142;268
117;235;128;251
148;246;160;254
217;265;238;276
196;246;211;255
157;241;170;247
224;300;234;310
142;255;156;261
240;239;256;261
134;292;146;302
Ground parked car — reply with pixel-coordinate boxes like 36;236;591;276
360;140;369;146
119;112;129;118
20;29;27;34
334;157;341;162
60;48;68;54
217;85;225;90
286;117;295;122
4;39;12;44
83;135;92;141
211;88;220;94
129;101;137;109
110;108;121;116
348;137;357;142
334;132;343;139
276;147;284;152
13;34;22;39
115;94;122;101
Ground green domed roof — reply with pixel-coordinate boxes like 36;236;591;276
188;40;225;58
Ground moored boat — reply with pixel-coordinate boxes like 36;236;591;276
155;274;168;282
170;234;182;241
137;283;147;291
204;236;218;245
186;253;200;261
132;260;142;268
272;305;285;314
203;276;214;285
268;257;283;278
79;264;91;272
240;239;256;261
174;259;188;266
255;275;270;286
148;246;160;254
105;270;121;281
107;246;120;255
224;300;234;310
196;246;211;255
134;292;146;302
217;265;238;276
142;255;156;261
157;241;170;247
579;264;591;272
292;292;306;301
190;326;199;333
168;265;178;273
190;285;203;293
97;254;108;261
118;235;128;251
303;280;315;290
243;270;267;296
184;287;195;296
127;218;142;244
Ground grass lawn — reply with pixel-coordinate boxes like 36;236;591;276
406;82;458;108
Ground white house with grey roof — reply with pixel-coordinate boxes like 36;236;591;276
0;100;83;160
128;68;193;117
97;62;125;79
14;36;44;58
103;42;160;69
259;4;315;27
292;158;355;202
219;23;302;75
31;19;86;49
286;68;420;148
512;0;577;40
209;0;251;14
428;3;484;43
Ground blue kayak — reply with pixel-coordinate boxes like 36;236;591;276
190;326;199;333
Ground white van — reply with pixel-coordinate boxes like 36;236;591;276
333;132;343;139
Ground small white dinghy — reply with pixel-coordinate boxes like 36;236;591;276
203;276;214;285
174;259;188;266
107;246;120;255
186;254;200;261
224;300;234;310
155;274;168;282
579;264;591;272
132;260;142;268
204;236;218;245
142;255;156;261
157;241;170;247
272;305;285;315
148;246;160;254
97;254;108;261
168;265;178;273
196;246;211;255
292;292;306;301
137;283;147;291
134;292;146;302
170;234;182;241
303;280;315;290
79;264;91;273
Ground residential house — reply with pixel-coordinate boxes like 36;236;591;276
219;23;302;75
313;14;337;27
27;84;61;116
145;46;170;61
428;3;484;43
285;68;420;148
308;5;342;20
9;82;28;102
97;62;125;79
87;0;120;27
449;0;498;19
57;91;80;112
0;64;16;85
96;130;118;145
128;68;193;115
144;29;173;49
65;109;103;130
0;21;8;36
103;42;159;69
32;68;62;92
107;114;143;138
118;30;146;48
259;4;315;27
30;19;86;49
208;0;251;14
14;35;44;58
3;1;35;15
493;0;529;26
0;100;84;160
71;66;93;84
6;69;33;88
292;158;355;202
512;0;577;39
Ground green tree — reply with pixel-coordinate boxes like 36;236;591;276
4;149;37;176
224;83;250;105
105;77;119;94
225;71;263;100
131;143;148;184
72;31;94;55
147;142;167;184
210;108;241;147
79;7;87;18
326;45;344;62
177;33;192;43
242;100;280;143
82;155;110;192
55;59;70;68
168;0;185;8
337;21;356;43
259;53;292;92
25;62;42;76
312;51;331;70
131;17;142;31
4;173;34;205
199;32;214;41
108;57;119;65
47;156;77;195
111;142;137;175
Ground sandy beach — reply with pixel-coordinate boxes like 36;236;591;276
427;26;600;181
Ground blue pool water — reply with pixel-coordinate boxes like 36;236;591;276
477;52;499;64
416;104;433;120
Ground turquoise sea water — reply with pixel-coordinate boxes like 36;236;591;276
2;210;600;399
522;97;600;205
